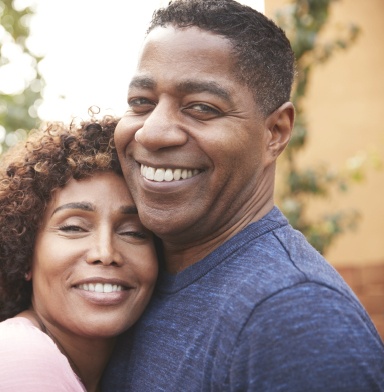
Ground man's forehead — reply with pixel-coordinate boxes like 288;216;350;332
142;24;234;56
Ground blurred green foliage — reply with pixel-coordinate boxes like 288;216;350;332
0;0;44;154
274;0;361;254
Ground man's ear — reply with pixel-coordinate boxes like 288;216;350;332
264;102;295;164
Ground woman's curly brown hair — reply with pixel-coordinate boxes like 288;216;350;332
0;116;121;321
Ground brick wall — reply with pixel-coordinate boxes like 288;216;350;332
336;263;384;341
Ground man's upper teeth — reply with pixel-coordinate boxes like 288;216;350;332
141;165;199;182
78;283;124;293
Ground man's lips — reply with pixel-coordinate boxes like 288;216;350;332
140;164;201;182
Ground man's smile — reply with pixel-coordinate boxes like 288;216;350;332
140;164;201;182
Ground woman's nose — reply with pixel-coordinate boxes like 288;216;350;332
135;101;188;151
85;232;123;266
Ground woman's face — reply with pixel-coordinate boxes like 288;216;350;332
31;171;158;339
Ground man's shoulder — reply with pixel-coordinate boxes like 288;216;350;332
230;208;347;295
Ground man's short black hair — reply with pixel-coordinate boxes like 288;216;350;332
148;0;295;116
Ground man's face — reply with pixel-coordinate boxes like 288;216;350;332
115;26;274;244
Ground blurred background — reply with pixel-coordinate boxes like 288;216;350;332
1;0;383;338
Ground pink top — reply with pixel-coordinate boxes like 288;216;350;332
0;317;86;391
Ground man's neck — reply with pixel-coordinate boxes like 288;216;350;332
162;202;274;274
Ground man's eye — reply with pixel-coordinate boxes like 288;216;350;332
183;103;222;120
128;97;155;113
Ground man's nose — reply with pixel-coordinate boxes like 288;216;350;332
85;231;123;266
135;101;188;151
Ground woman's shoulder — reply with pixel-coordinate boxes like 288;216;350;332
1;314;41;327
0;316;53;348
0;317;86;391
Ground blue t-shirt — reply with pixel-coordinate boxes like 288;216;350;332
102;207;384;391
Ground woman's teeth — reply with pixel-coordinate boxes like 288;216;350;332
77;283;124;293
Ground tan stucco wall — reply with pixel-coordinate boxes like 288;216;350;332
266;0;384;266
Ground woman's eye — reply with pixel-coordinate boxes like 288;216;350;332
118;222;152;241
59;225;86;233
183;103;222;120
119;230;148;240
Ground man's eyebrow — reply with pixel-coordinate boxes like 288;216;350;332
129;76;156;90
128;77;233;103
52;202;94;216
177;80;233;103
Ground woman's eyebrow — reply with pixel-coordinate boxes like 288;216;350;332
51;202;94;216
